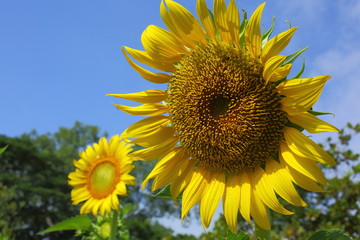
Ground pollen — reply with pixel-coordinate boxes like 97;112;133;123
87;158;120;199
168;43;287;172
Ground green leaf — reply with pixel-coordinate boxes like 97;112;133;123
0;145;8;154
39;215;92;234
308;229;352;240
218;229;250;240
121;203;132;216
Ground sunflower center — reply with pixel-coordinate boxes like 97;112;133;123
168;43;287;172
209;95;231;119
88;159;118;199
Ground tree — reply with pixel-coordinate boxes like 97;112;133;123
0;121;180;239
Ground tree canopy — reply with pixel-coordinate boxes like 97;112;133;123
0;122;358;239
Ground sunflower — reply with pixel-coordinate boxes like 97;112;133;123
68;135;136;216
109;0;338;232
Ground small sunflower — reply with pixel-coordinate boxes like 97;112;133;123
68;135;136;216
110;0;338;231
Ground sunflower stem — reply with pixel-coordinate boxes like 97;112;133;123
109;210;118;240
254;224;271;240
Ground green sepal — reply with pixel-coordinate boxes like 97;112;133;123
287;122;304;132
219;229;250;240
262;16;276;47
285;20;293;28
152;184;182;200
0;145;8;154
239;10;248;48
292;57;306;79
284;46;308;65
208;8;216;27
308;110;334;116
308;229;352;240
39;215;92;234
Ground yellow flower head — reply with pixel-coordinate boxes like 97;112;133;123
68;135;136;216
110;0;338;232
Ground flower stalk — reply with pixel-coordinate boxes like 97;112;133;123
109;210;118;240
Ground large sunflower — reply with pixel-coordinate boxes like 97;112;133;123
68;135;136;216
110;0;338;231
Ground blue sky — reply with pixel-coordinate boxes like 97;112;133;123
1;0;360;236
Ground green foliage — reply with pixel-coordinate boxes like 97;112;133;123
123;213;173;240
0;184;23;240
0;121;178;239
308;229;352;240
40;216;92;234
0;145;8;154
218;230;250;240
0;122;106;239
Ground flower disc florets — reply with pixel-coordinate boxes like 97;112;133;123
168;43;287;172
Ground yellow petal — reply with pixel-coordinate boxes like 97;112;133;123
141;25;185;62
196;0;216;40
261;27;297;64
181;166;210;218
239;172;252;225
80;198;94;215
73;159;88;171
130;136;178;161
200;171;225;228
284;127;337;165
280;141;327;185
268;64;292;82
161;0;206;48
108;89;168;104
278;75;330;111
245;3;266;58
286;165;326;192
92;200;102;216
111;193;119;210
226;0;240;47
132;126;175;148
250;188;270;230
142;147;185;189
121;115;171;139
278;75;330;95
80;145;97;162
266;159;307;207
250;167;293;215
214;0;231;43
170;158;196;203
223;173;241;233
287;112;339;133
123;46;175;72
115;182;127;196
122;48;171;84
71;188;90;204
68;177;86;186
114;103;168;116
263;55;287;81
152;156;188;191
